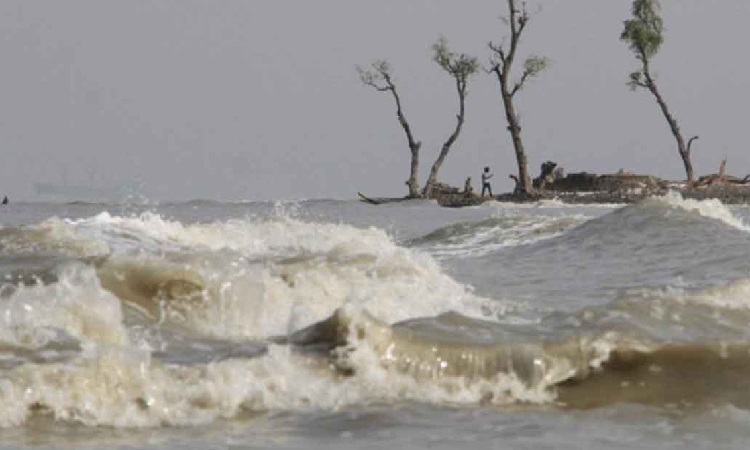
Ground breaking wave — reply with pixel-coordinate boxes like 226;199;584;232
1;199;750;428
646;191;750;233
408;214;586;259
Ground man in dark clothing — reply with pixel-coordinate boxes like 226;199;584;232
481;166;493;197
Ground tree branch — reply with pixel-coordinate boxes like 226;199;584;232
356;61;395;92
488;41;507;80
507;1;528;66
364;82;391;92
687;135;699;154
510;71;530;97
488;41;506;62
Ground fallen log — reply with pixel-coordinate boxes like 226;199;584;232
357;192;382;205
357;192;412;205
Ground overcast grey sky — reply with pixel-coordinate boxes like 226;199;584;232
1;1;748;201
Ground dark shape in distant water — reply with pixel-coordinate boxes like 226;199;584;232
357;192;408;205
1;196;8;205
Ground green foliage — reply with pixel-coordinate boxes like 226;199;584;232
372;60;390;75
523;55;548;78
432;36;479;81
356;60;392;88
621;0;664;61
627;71;644;90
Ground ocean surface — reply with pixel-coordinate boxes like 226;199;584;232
1;193;750;449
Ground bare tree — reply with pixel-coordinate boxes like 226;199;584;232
357;61;422;198
422;37;480;198
621;0;697;183
489;0;548;195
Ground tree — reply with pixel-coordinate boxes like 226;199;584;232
357;60;422;198
489;0;548;195
621;0;697;183
422;37;480;198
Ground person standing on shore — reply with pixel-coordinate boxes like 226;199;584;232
481;166;494;197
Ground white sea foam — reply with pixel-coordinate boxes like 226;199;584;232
68;211;409;258
0;334;557;428
0;264;127;348
0;213;551;427
417;214;586;260
57;212;507;338
0;290;654;428
654;191;750;233
487;198;623;210
0;218;109;258
0;274;543;428
151;238;485;339
637;278;750;311
0;305;561;428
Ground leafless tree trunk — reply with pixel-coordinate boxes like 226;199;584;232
640;60;696;183
395;97;422;198
422;39;478;198
422;90;465;198
622;0;697;184
358;61;422;198
489;0;547;195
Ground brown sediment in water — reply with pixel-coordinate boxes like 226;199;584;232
95;260;206;321
556;343;750;410
296;309;750;410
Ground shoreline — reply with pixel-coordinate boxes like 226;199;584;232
507;183;750;206
440;180;750;207
360;174;750;208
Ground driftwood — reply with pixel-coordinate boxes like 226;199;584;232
359;181;488;207
357;192;382;205
694;158;750;187
357;192;413;205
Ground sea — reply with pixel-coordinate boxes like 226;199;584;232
1;192;750;449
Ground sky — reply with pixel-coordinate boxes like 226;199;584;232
1;0;749;201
